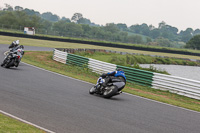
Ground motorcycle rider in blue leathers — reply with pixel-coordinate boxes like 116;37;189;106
100;68;126;93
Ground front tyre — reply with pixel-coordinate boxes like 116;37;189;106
103;86;118;99
1;62;4;67
3;59;10;68
1;58;7;67
89;86;96;94
5;59;14;68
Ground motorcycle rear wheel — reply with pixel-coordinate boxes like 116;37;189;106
103;86;118;99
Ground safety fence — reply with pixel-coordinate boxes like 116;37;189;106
53;48;200;100
53;49;67;64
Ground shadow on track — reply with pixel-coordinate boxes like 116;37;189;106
89;93;129;102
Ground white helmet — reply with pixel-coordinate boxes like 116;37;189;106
16;40;19;45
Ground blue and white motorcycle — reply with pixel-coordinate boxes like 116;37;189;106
89;76;125;98
1;45;24;68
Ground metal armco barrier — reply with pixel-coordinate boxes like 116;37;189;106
89;58;117;74
152;73;200;100
53;48;200;100
66;53;89;67
53;49;67;64
117;65;154;87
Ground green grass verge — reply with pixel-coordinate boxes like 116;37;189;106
22;51;200;112
0;113;45;133
1;35;200;60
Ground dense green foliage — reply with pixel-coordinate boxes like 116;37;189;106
186;35;200;50
1;4;200;49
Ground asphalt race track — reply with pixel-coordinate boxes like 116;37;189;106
0;44;200;133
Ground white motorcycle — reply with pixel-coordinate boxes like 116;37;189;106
1;45;24;68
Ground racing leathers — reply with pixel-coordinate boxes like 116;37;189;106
100;69;126;91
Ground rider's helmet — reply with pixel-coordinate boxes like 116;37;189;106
15;40;19;45
116;68;124;72
12;40;19;47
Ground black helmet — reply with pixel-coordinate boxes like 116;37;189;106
116;68;123;72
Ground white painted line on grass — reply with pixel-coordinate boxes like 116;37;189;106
22;62;200;114
0;110;56;133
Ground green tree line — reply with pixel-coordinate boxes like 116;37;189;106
1;4;200;49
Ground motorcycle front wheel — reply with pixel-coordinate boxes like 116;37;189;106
89;86;96;94
5;58;14;68
1;62;4;67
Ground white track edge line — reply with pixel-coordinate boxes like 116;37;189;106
22;62;200;114
0;110;55;133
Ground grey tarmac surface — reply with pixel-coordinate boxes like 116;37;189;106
0;44;200;133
